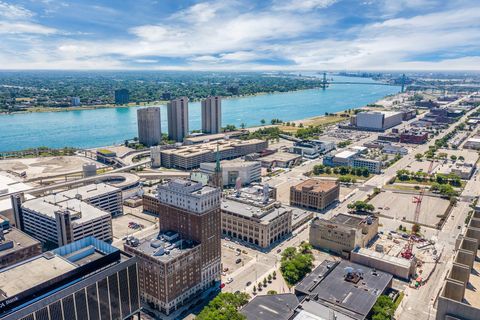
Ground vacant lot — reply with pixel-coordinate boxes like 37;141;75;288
370;191;450;227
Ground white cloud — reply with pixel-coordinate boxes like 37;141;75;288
0;21;57;34
0;1;33;19
274;0;337;12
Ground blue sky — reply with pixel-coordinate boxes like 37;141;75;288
0;0;479;70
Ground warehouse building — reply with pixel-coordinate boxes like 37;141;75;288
310;214;378;258
351;111;403;131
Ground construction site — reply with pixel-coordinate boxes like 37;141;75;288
371;190;452;228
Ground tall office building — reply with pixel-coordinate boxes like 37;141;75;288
114;89;129;105
167;97;189;142
201;96;222;134
0;236;140;320
137;179;221;315
137;107;162;147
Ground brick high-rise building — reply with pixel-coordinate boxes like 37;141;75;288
136;179;221;315
290;179;340;211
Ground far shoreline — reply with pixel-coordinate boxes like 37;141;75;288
0;91;403;154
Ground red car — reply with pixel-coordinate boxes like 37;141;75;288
220;283;225;289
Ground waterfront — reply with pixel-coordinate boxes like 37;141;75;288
0;77;400;151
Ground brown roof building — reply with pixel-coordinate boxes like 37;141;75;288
290;179;340;211
134;179;222;316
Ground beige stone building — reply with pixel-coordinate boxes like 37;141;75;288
290;179;340;211
310;214;378;258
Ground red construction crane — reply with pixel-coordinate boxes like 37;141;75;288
402;160;432;260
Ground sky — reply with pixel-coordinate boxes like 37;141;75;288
0;0;479;71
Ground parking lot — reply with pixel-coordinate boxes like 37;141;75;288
112;210;157;240
370;191;451;228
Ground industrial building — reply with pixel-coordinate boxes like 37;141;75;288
351;111;403;131
167;97;189;142
124;231;201;315
400;130;429;144
0;227;42;269
0;237;141;320
17;193;113;247
140;179;221;315
200;159;261;187
241;294;300;320
436;210;480;320
201;96;222;134
290;179;339;211
159;139;267;170
221;184;294;248
114;88;129;105
309;214;378;258
137;107;162;147
290;139;335;159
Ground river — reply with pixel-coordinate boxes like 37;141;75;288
0;76;400;151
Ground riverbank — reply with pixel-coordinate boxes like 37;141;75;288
0;82;400;151
0;89;305;115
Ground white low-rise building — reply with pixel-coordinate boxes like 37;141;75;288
20;195;112;247
200;160;261;186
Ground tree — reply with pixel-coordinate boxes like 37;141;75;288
415;153;423;161
272;271;277;279
371;295;395;320
299;242;313;254
263;278;267;287
240;122;246;129
253;285;257;294
267;290;277;295
458;155;465;161
196;292;250;320
258;282;263;291
267;274;272;282
280;247;314;286
450;155;457;161
260;119;266;125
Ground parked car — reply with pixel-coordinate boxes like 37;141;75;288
235;258;242;264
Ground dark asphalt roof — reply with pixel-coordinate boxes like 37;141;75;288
240;293;299;320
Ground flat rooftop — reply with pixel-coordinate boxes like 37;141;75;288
0;228;40;258
161;139;265;158
334;150;358;159
184;131;244;143
241;294;299;320
58;183;120;200
331;214;365;227
221;199;290;223
295;260;392;320
292;179;338;193
354;248;412;269
201;159;260;169
0;255;76;298
259;152;301;162
125;231;198;263
22;195;110;224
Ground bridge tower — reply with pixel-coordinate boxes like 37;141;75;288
401;74;406;93
321;72;328;89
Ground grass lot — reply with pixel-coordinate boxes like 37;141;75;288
279;115;346;133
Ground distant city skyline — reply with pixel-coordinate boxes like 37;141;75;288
0;0;479;70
